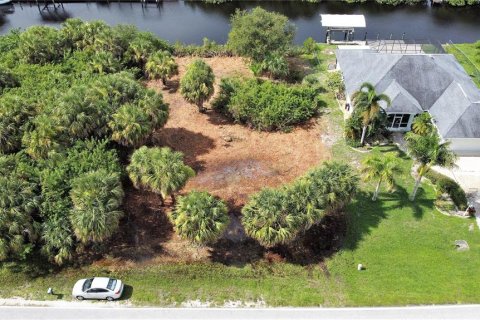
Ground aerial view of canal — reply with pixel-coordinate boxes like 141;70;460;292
0;1;479;44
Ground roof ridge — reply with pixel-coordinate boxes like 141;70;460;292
441;82;476;138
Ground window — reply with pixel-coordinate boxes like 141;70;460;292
107;279;117;291
82;278;93;292
387;114;410;129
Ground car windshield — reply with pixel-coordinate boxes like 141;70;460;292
82;278;93;292
107;279;117;291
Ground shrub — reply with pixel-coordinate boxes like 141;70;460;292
0;68;18;93
174;38;233;58
171;191;229;245
260;53;289;80
302;37;317;54
326;71;345;98
227;7;295;62
180;59;215;113
212;78;320;131
242;161;358;247
18;26;66;64
425;170;467;211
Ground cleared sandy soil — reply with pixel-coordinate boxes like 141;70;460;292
105;56;332;265
149;56;331;207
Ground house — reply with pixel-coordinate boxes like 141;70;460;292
336;49;480;156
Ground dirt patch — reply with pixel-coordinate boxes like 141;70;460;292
106;56;332;267
149;56;331;207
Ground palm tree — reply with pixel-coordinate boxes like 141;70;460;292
405;132;457;201
22;114;61;159
69;170;124;243
127;146;195;206
108;103;152;147
127;38;155;66
171;191;229;245
241;188;298;247
361;149;402;201
351;82;391;146
180;59;215;113
260;53;289;79
411;112;435;136
145;51;178;86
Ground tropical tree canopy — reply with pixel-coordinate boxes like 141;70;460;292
69;170;124;243
171;191;229;245
411;112;435;136
405;131;457;200
145;50;178;85
242;161;358;247
227;7;295;62
0;153;39;261
180;59;215;112
361;148;402;201
127;146;195;203
351;82;391;145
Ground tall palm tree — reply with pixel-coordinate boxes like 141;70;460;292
405;132;457;201
361;149;402;201
411;112;435;136
180;59;215;113
351;82;391;145
171;191;229;245
127;146;195;206
145;51;178;86
69;170;124;243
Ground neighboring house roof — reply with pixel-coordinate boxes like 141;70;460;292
336;49;480;139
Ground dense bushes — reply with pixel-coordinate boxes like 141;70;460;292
425;170;468;211
242;161;358;247
0;20;172;265
227;7;295;62
213;78;321;131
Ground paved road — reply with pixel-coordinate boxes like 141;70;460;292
1;305;480;320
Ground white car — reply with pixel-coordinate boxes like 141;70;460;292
72;277;124;301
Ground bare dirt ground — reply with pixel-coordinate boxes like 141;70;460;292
149;56;331;207
102;56;333;267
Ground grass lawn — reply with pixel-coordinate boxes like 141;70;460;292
445;42;480;87
1;45;479;307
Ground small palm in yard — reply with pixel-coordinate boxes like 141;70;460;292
171;191;229;245
361;148;402;201
127;146;195;206
411;112;435;136
405;132;457;201
145;50;178;87
351;82;391;145
180;59;214;113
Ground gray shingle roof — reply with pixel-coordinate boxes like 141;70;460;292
336;49;480;139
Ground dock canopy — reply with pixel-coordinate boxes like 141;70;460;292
320;14;366;29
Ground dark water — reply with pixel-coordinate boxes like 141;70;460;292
0;1;479;44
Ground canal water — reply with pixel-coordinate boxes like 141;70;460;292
0;1;479;44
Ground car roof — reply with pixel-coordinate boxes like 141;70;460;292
91;277;111;289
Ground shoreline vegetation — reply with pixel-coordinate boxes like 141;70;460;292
199;0;480;7
10;0;480;7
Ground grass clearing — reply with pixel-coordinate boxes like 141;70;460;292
445;42;480;87
1;45;479;307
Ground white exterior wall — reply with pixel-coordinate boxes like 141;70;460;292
448;138;480;156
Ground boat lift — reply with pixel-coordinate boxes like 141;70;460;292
320;14;366;45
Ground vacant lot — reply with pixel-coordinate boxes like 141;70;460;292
149;56;330;207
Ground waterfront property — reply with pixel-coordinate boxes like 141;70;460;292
336;49;480;156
